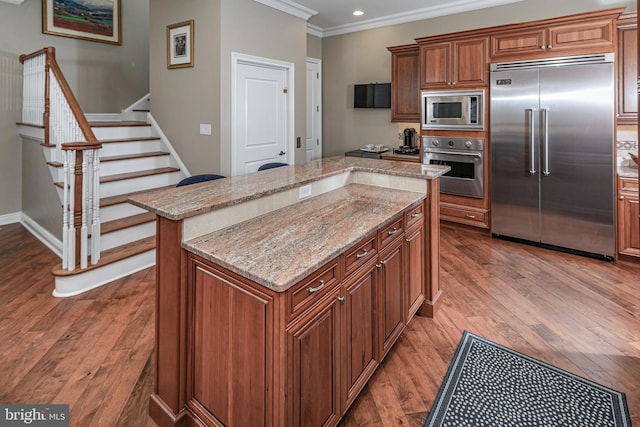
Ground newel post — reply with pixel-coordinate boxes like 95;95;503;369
43;47;55;146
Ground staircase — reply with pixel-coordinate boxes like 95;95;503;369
43;99;184;296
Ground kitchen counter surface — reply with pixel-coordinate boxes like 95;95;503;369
184;183;424;292
129;156;449;221
619;164;638;179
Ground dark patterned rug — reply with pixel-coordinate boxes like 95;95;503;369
425;331;632;427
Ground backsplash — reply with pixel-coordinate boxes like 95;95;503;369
617;128;638;169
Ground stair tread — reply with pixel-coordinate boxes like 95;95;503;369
101;151;170;162
52;236;155;277
47;161;63;168
100;186;176;207
99;136;160;143
101;212;156;234
101;167;181;183
89;121;151;127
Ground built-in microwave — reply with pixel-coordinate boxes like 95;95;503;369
421;89;484;130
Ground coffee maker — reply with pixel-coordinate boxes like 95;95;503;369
394;128;419;155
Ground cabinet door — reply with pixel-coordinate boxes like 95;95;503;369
617;15;638;124
405;224;425;322
618;191;640;257
288;289;341;427
490;28;547;59
342;260;379;409
390;46;421;122
547;18;616;53
377;238;405;360
420;42;451;89
452;37;489;87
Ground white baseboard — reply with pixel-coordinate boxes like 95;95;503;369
20;213;63;258
148;113;190;177
0;212;21;226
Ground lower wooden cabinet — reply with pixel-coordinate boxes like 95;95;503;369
288;288;342;427
440;201;489;229
405;222;426;321
617;176;640;258
377;237;405;360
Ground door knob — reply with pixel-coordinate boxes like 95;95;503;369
279;151;286;156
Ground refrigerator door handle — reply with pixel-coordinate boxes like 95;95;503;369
542;108;550;176
528;108;537;175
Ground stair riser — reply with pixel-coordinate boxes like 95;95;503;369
100;156;174;176
100;140;164;157
100;172;181;198
100;203;149;223
98;221;155;252
91;126;153;140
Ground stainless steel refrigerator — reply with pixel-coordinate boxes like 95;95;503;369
490;53;615;259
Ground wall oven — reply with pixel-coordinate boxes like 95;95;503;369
421;89;485;130
422;136;485;198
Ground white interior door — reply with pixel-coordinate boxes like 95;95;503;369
306;58;322;161
232;54;293;176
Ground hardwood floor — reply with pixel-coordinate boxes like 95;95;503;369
1;222;638;426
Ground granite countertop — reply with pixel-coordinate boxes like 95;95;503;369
129;156;449;221
184;184;425;292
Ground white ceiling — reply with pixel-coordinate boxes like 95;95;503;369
259;0;527;37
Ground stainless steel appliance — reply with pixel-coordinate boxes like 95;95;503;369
395;128;419;155
423;136;484;198
490;53;615;259
421;89;484;130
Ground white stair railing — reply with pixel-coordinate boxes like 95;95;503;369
20;47;102;271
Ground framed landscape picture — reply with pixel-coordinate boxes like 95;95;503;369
42;0;122;45
167;20;194;69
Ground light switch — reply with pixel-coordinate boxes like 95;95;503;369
199;124;212;135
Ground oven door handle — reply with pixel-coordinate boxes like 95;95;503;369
425;149;482;158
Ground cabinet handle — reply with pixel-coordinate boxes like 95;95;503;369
620;196;625;200
465;214;476;219
387;227;399;235
337;296;345;304
547;44;553;49
540;45;545;50
411;212;420;218
308;280;325;294
376;261;387;268
356;249;368;258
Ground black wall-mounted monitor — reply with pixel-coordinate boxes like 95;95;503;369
354;83;391;109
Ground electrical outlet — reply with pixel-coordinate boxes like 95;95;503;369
199;124;212;135
299;185;312;199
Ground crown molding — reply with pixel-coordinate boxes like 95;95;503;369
253;0;317;21
0;0;25;4
308;0;525;38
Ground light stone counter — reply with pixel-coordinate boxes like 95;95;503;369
618;164;638;179
184;184;424;292
129;156;449;221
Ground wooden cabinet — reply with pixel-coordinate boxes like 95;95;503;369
418;36;489;89
377;236;405;359
388;44;420;122
440;201;489;229
288;288;342;427
617;176;640;258
490;9;620;61
617;13;638;125
404;220;425;321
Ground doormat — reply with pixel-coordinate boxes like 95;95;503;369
425;331;632;427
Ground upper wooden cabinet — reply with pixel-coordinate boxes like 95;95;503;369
387;44;420;122
617;12;638;124
490;8;622;61
417;36;489;89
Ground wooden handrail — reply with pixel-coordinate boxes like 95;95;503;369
19;47;50;64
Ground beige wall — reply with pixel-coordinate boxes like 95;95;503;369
150;0;308;176
321;0;636;157
0;0;149;223
307;34;322;60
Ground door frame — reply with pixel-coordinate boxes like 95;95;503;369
231;52;295;176
306;57;322;161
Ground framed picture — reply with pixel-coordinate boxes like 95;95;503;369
167;20;194;69
42;0;121;45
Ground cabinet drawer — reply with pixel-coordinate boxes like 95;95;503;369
405;203;424;230
619;176;639;192
379;216;404;248
344;235;377;276
287;260;341;322
441;203;489;228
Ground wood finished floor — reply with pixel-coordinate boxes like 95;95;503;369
1;222;638;426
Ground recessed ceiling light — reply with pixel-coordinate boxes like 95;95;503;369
353;10;364;16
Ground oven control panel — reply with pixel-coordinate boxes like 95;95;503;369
422;136;484;152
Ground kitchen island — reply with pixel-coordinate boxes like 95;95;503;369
129;156;449;427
